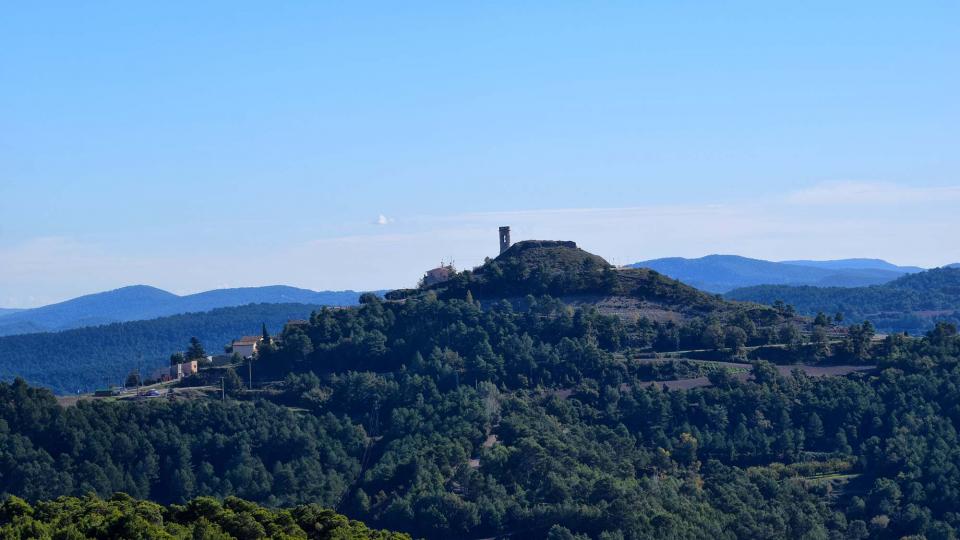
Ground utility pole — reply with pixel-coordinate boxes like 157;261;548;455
248;358;253;390
137;353;142;396
220;377;225;401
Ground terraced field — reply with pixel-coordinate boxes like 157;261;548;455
636;360;875;390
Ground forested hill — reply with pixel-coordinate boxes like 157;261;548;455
389;240;736;320
0;303;323;394
0;285;367;336
2;292;960;538
726;266;960;332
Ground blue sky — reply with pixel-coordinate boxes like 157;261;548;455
1;2;958;307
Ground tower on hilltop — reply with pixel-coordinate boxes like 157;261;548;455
499;226;511;254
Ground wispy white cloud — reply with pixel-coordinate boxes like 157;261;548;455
375;214;393;226
786;181;960;205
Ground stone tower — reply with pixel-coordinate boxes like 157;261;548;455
499;226;511;254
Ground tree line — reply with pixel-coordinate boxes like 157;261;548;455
0;493;408;539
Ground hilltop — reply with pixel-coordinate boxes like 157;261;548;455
632;254;920;293
0;285;369;336
389;240;735;321
726;266;960;332
7;241;794;395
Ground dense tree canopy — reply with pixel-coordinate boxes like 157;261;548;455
726;267;960;332
0;493;409;539
2;290;960;538
0;303;323;394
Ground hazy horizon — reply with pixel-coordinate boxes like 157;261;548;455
4;213;956;310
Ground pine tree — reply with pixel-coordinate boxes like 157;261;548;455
186;337;206;360
805;412;825;440
169;351;185;366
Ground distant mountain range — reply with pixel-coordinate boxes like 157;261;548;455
779;258;925;272
0;285;370;337
0;303;325;394
630;255;923;293
725;266;960;333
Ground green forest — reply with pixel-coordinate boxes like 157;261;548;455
2;245;959;538
726;267;960;332
2;285;960;538
0;493;408;539
0;303;322;394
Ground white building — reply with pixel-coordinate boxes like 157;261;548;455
170;360;198;379
231;336;262;359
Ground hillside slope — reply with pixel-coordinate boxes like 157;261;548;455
0;285;366;336
0;302;324;394
726;267;960;332
389;240;775;324
632;254;918;292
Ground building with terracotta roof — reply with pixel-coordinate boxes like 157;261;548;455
423;265;454;287
231;336;262;359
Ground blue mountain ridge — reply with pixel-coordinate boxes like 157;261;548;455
0;285;371;337
780;258;924;272
630;255;922;293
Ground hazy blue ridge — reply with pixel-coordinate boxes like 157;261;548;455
631;254;920;293
0;285;372;337
779;258;924;272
